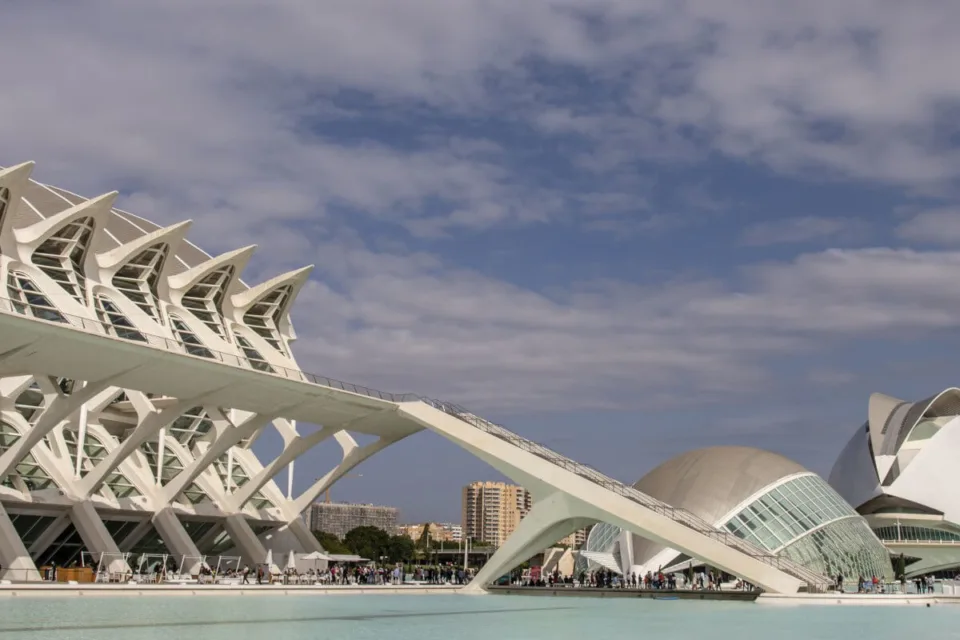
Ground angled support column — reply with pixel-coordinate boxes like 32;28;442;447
70;501;129;574
159;408;299;505
222;514;268;567
0;374;126;480
77;394;221;497
152;508;204;574
117;519;154;553
228;426;334;510
287;432;404;520
0;501;42;581
27;512;72;559
462;492;593;593
283;516;325;554
194;522;225;555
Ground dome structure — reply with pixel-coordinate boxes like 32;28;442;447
830;389;960;577
0;162;321;577
580;446;892;582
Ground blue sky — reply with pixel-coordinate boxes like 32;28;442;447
3;1;960;523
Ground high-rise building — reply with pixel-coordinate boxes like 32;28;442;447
308;502;399;540
557;526;590;548
462;481;532;547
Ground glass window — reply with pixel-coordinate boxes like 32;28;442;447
14;383;44;424
168;407;214;449
169;314;215;359
112;243;168;323
94;294;147;342
6;271;67;323
721;474;860;552
182;266;233;339
780;518;892;581
243;285;292;356
32;216;94;305
236;335;275;373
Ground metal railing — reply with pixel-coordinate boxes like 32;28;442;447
0;295;421;402
879;538;960;545
420;399;830;591
0;295;829;590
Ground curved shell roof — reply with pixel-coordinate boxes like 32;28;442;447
630;445;807;566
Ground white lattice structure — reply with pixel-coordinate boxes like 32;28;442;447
0;161;824;592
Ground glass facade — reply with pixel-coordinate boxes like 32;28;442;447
874;525;960;542
576;472;892;581
576;522;621;574
724;473;892;579
724;474;856;550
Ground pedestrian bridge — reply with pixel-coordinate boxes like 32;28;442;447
0;296;827;593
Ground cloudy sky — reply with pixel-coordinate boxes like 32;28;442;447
3;0;960;523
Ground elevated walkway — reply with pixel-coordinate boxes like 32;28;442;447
0;296;827;593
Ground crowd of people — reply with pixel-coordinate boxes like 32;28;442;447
509;567;755;591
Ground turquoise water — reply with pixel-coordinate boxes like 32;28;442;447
0;594;957;639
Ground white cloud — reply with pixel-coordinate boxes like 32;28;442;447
740;216;869;247
896;208;960;245
3;0;960;413
286;244;960;410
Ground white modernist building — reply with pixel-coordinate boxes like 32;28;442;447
579;446;893;582
0;161;831;592
830;389;960;577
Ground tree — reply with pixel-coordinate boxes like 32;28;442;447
343;525;390;561
312;530;351;555
386;535;416;563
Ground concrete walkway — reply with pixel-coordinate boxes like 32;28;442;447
0;582;460;598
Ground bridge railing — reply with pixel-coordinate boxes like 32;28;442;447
0;294;421;403
420;398;830;591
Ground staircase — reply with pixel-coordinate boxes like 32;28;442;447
422;399;830;592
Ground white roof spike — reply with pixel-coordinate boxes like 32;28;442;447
230;264;314;312
14;191;119;245
0;161;36;187
95;219;193;270
166;244;257;292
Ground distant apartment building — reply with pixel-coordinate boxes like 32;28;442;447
557;526;591;548
308;502;399;539
399;522;463;543
462;481;532;547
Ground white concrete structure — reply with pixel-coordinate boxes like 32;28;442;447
0;162;827;592
830;389;960;577
577;447;892;582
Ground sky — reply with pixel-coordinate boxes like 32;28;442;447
3;0;960;524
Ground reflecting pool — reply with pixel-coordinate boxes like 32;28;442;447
0;594;957;639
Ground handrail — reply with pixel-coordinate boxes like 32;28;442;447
418;399;831;590
879;539;960;545
0;295;829;590
0;294;421;403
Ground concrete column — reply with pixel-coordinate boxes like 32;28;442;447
222;513;268;567
152;508;204;575
463;492;592;593
285;516;324;553
69;501;129;574
0;502;41;581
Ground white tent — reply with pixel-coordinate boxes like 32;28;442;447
286;550;297;571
